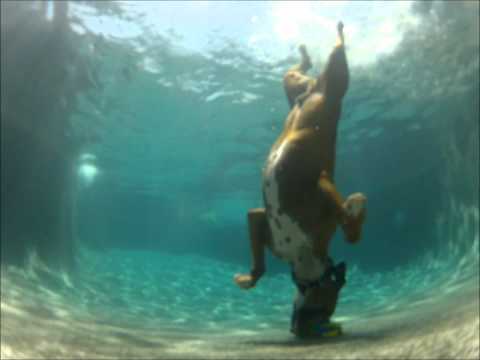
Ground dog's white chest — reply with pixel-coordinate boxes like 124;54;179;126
262;142;326;281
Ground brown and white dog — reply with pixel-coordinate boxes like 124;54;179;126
234;22;367;333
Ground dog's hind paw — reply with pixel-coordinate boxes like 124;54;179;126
344;193;367;218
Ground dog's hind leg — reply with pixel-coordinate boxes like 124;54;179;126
313;22;349;103
341;193;367;244
234;208;271;289
283;45;316;108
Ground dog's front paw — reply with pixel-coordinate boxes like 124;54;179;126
234;274;255;290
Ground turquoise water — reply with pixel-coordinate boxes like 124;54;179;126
1;1;479;359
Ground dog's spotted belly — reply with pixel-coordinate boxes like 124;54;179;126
262;140;326;281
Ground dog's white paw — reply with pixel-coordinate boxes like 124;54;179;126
234;274;255;290
345;193;367;218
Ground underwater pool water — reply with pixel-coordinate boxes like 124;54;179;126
1;244;478;358
1;1;479;359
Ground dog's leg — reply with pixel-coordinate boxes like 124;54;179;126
318;171;347;219
317;171;366;244
234;208;269;289
314;22;349;103
283;45;315;108
291;44;313;73
341;193;367;244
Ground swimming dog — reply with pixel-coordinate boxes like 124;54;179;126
234;22;367;335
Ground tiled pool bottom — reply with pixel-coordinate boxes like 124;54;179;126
1;250;478;359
